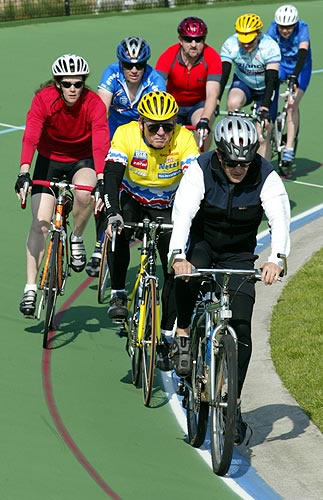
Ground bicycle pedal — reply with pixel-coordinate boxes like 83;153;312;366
118;326;128;338
176;381;185;396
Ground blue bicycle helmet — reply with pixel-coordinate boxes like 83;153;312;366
117;36;151;63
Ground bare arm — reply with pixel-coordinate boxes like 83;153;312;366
200;80;221;122
97;88;113;116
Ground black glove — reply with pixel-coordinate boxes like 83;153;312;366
196;118;211;134
107;212;124;229
92;179;104;200
287;74;298;88
14;172;32;194
258;109;271;123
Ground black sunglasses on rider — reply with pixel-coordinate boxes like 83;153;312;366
145;122;175;134
60;81;84;89
123;62;146;70
181;36;205;43
225;160;251;168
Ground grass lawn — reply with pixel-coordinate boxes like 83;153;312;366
270;247;323;431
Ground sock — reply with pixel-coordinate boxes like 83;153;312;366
282;147;294;162
111;289;126;298
24;284;37;293
71;232;83;242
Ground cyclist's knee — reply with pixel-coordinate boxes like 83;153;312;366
74;190;92;206
30;219;50;237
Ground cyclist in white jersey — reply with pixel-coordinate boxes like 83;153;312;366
219;14;281;160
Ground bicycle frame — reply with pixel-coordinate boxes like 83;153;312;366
38;183;70;293
31;179;93;347
126;219;170;347
273;81;295;155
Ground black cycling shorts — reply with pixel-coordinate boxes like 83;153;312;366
31;154;95;196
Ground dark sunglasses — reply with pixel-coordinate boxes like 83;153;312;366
145;122;175;134
123;62;146;70
225;160;251;168
181;36;205;43
60;81;84;89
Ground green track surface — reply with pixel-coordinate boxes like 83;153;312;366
1;2;322;498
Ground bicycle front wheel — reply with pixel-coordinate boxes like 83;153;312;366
98;232;110;304
43;231;60;349
186;317;209;447
210;332;237;476
141;278;157;407
129;287;142;386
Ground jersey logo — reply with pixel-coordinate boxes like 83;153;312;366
131;150;148;169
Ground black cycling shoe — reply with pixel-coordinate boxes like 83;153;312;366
70;235;86;273
19;290;37;318
156;336;172;371
279;160;293;177
85;249;102;277
107;295;128;322
234;403;247;445
169;336;192;377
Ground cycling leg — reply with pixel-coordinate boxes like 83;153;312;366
71;167;96;237
229;293;254;397
285;88;303;150
26;192;54;285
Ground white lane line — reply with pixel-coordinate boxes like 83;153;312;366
284;179;323;189
0;122;25;129
162;372;257;500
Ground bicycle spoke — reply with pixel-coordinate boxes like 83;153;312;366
141;278;157;407
129;286;142;386
98;233;110;304
43;232;59;349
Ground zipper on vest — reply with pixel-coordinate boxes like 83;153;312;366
227;184;235;218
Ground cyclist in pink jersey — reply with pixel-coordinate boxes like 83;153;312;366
156;17;222;151
15;54;110;318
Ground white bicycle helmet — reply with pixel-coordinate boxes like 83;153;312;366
275;5;299;26
52;54;90;77
214;117;259;163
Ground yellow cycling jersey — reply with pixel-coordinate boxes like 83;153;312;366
106;121;199;208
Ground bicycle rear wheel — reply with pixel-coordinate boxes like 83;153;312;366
210;332;237;476
141;278;157;407
98;232;110;304
186;316;209;447
43;231;60;349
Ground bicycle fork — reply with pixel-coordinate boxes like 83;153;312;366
209;324;238;409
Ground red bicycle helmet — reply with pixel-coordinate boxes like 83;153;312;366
177;17;208;38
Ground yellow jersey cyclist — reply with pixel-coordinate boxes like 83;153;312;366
219;14;281;160
85;36;166;277
103;91;199;355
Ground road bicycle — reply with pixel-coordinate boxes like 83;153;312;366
174;256;287;476
113;217;173;407
271;80;300;177
30;179;93;348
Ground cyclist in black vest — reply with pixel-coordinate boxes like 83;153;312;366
168;116;290;444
